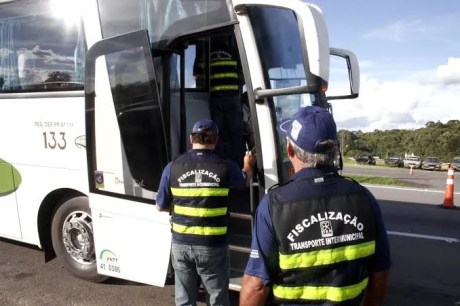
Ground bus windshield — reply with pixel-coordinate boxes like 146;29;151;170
97;0;235;45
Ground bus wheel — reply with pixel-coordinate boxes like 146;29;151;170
51;196;107;282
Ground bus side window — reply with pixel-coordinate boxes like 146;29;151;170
0;1;86;94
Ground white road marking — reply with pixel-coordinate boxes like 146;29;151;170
388;231;460;243
363;184;460;194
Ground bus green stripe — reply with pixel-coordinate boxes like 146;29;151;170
0;159;22;195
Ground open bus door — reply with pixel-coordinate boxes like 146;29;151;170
84;30;171;286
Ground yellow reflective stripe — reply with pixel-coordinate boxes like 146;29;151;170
210;73;239;80
174;205;227;217
273;277;368;302
171;187;229;197
172;223;227;236
210;60;237;67
210;85;239;92
279;241;375;270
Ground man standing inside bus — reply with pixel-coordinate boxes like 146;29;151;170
239;106;391;305
156;119;253;306
194;35;245;167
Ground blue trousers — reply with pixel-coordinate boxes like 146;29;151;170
171;243;230;306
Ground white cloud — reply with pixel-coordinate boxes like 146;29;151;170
436;57;460;85
18;45;76;84
357;60;374;69
331;57;460;131
363;15;460;46
363;19;427;42
0;48;14;58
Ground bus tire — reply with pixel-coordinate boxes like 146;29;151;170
51;196;108;283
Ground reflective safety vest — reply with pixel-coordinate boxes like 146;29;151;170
170;153;230;246
209;49;239;94
269;182;376;305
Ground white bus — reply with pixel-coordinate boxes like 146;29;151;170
0;0;359;289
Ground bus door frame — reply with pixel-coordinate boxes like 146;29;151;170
84;30;172;286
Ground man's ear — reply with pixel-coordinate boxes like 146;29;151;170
189;134;193;144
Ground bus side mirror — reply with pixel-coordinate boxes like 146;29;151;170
327;48;360;100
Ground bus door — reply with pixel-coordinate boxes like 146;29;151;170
84;30;171;286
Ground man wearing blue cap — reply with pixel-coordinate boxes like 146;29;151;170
240;106;391;306
156;119;253;306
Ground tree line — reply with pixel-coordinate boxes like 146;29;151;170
338;120;460;162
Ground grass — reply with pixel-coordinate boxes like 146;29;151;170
345;175;411;187
344;174;432;189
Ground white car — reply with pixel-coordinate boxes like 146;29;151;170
403;156;421;168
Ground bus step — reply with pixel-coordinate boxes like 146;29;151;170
229;212;252;220
229;271;243;292
229;244;250;253
229;246;250;276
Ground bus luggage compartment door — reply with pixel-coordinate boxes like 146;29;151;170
90;195;171;286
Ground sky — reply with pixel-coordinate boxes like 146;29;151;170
318;0;460;132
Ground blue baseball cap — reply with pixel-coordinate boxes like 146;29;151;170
192;119;219;135
277;106;337;153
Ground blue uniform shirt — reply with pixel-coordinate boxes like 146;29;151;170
244;167;392;286
156;149;248;244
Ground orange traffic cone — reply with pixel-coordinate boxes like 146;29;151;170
441;164;455;209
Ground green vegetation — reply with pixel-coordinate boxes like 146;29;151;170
338;120;460;162
345;175;408;187
344;174;429;189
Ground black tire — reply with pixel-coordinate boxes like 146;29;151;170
51;196;108;282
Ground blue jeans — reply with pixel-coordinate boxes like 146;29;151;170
171;243;230;306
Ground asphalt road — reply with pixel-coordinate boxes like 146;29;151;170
343;164;460;205
0;239;179;306
1;166;460;306
342;164;456;190
370;188;460;306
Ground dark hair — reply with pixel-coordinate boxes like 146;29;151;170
191;132;218;145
